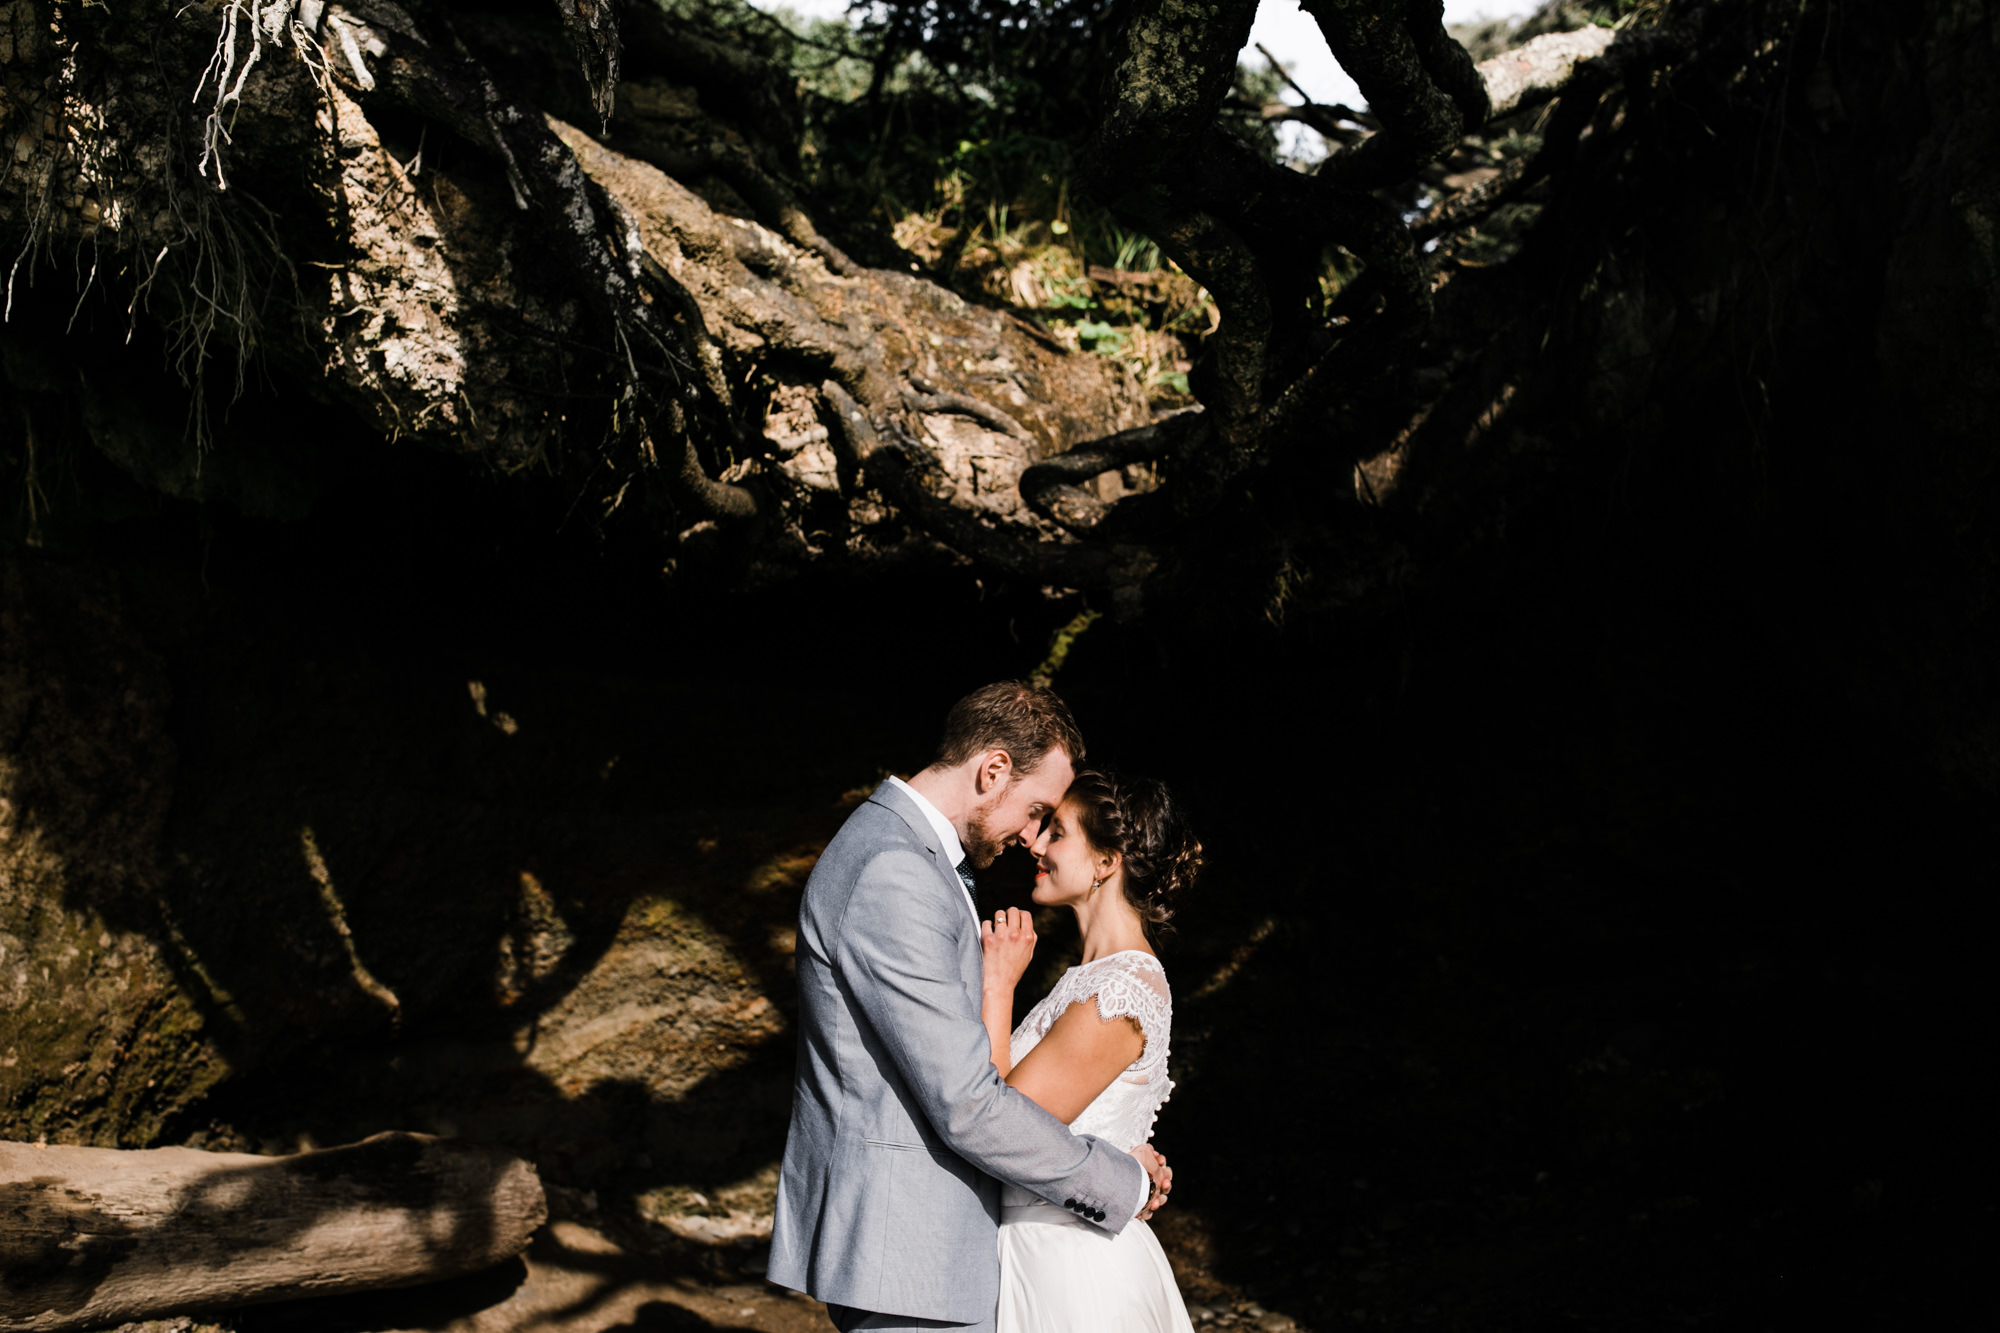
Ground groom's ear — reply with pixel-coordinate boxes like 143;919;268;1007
975;749;1013;792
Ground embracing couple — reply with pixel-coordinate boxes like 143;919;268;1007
769;681;1203;1332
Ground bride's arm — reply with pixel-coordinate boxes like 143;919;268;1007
1004;999;1145;1125
980;908;1038;1077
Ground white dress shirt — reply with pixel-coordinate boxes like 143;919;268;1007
888;775;975;924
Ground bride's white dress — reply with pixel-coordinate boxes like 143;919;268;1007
997;950;1194;1333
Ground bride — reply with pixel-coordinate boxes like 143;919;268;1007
978;768;1203;1333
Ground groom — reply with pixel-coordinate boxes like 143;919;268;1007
769;681;1168;1332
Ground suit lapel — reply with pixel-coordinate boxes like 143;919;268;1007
867;781;978;924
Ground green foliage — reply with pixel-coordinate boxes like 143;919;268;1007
1030;607;1103;687
1073;318;1126;353
728;1;1271;275
673;2;1423;409
1110;226;1163;274
692;0;1226;406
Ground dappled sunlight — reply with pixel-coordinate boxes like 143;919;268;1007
469;680;521;736
300;825;402;1027
1187;917;1278;1005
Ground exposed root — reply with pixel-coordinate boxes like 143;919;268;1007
1019;411;1202;537
194;1;303;189
130;107;297;453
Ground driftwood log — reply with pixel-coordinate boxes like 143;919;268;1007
0;1132;546;1332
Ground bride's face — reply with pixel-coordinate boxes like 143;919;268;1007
1029;798;1108;907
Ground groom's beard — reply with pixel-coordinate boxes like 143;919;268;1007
963;799;1010;870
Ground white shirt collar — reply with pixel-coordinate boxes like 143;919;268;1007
887;775;966;868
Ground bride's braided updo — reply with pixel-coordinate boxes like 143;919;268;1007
1066;769;1202;937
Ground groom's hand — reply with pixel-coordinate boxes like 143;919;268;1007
1129;1143;1173;1220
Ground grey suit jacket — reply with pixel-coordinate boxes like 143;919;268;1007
767;781;1146;1323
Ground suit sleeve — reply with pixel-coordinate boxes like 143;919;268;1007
835;848;1147;1232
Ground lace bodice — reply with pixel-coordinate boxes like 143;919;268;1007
1008;950;1174;1152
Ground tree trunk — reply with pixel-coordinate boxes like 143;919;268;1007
0;1132;545;1332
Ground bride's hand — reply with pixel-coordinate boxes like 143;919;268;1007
1131;1143;1172;1220
980;907;1037;993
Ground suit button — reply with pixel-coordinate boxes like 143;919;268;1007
1063;1198;1077;1210
1091;1208;1105;1221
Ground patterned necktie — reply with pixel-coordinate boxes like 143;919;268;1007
955;859;980;914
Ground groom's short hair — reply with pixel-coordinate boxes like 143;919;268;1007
934;681;1085;775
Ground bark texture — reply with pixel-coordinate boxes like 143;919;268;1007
0;1132;543;1331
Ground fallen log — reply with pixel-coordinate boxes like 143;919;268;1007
0;1132;546;1332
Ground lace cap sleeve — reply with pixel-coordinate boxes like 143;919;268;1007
1076;954;1171;1067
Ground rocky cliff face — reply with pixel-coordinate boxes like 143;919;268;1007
0;560;215;1146
0;530;915;1258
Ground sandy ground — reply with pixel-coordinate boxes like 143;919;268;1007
123;1209;1301;1333
333;1223;829;1333
348;1219;1298;1333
